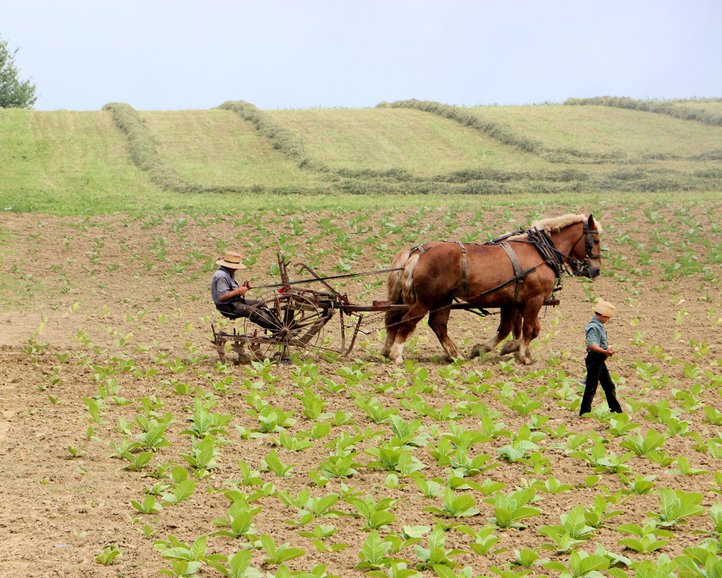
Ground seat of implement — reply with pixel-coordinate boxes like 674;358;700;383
217;308;243;320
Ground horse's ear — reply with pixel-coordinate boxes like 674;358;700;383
588;214;595;228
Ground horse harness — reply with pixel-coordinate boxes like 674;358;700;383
411;225;582;304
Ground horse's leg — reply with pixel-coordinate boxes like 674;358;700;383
382;309;403;358
388;303;428;364
515;304;542;365
468;306;515;359
500;308;523;355
428;306;460;362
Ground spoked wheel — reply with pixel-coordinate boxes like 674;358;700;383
242;290;334;363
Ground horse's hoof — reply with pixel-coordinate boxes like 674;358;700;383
467;345;481;359
393;357;404;365
500;342;519;356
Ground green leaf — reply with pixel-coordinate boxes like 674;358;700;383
360;531;392;566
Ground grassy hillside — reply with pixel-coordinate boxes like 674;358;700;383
0;109;158;212
1;97;720;214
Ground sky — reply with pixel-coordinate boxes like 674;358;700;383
2;0;722;111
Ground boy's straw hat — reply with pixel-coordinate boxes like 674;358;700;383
594;300;616;318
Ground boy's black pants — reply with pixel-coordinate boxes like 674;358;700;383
580;351;623;415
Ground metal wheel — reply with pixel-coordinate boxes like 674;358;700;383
242;290;334;363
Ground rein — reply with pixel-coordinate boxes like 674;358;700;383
249;266;404;290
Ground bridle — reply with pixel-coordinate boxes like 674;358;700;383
522;221;600;279
566;222;601;277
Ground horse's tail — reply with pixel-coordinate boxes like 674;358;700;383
387;248;421;305
387;248;411;304
401;252;420;304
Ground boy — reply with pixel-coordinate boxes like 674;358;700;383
579;300;623;415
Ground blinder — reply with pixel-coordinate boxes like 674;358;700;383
568;223;601;277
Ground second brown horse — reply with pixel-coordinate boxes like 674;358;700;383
382;214;602;364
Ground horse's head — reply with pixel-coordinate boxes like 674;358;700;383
568;215;602;279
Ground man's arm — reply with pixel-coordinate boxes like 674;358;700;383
218;280;251;302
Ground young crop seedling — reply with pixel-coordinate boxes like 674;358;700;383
131;494;163;515
570;440;632;474
457;524;501;556
348;495;397;530
95;544;122;566
205;550;262;578
212;495;261;538
356;530;393;571
259;534;305;566
425;488;480;519
182;434;219;477
180;397;232;439
262;450;294;478
413;524;464;572
651;487;705;527
539;505;597;554
543;548;609;577
155;534;207;576
366;445;425;476
161;467;196;505
486;488;542;529
273;430;314;452
122;450;153;472
615;521;672;553
620;429;669;463
316;453;359;479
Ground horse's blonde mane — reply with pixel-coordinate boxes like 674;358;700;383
531;213;603;233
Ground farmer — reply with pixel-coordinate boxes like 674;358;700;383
211;250;279;331
579;300;623;416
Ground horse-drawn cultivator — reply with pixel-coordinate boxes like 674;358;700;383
210;254;487;364
211;214;601;365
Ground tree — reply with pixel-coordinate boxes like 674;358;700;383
0;36;37;108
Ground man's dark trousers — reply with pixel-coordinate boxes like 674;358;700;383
580;351;623;415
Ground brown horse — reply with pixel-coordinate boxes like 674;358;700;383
382;214;602;364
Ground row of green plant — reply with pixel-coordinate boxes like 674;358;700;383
565;96;722;127
59;338;722;577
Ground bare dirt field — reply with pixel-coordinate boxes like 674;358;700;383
0;202;720;577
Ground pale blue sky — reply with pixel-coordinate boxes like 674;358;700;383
3;0;721;111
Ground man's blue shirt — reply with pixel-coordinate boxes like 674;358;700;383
211;268;239;306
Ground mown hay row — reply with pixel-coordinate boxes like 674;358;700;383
380;99;633;164
218;100;323;171
104;102;317;194
103;102;188;191
565;96;722;127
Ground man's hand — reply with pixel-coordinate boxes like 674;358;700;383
242;280;252;289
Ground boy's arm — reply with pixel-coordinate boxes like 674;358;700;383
586;326;614;356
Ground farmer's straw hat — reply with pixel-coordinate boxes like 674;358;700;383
594;300;616;318
216;250;246;270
